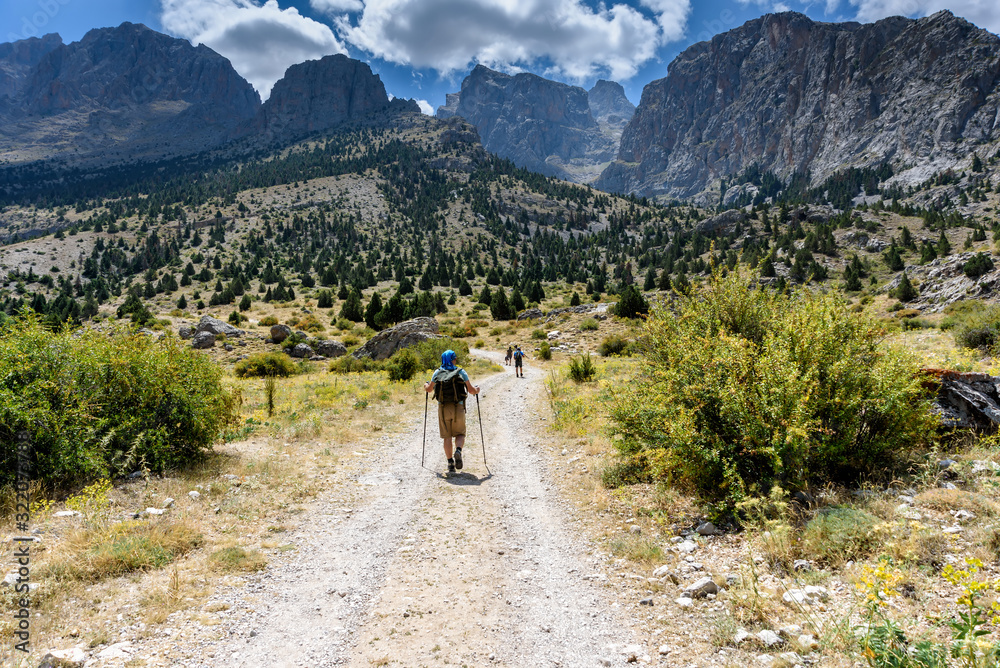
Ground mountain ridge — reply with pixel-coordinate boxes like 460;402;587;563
597;9;1000;203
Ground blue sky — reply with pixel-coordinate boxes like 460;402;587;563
4;0;999;112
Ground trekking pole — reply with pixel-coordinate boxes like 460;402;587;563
422;392;428;469
476;393;490;476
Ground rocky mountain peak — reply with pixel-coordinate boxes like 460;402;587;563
597;10;1000;202
587;80;634;129
0;33;62;100
435;64;616;183
253;53;419;143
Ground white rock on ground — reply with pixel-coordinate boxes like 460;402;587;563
37;647;87;667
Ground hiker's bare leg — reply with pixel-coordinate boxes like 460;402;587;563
455;434;465;452
442;437;453;459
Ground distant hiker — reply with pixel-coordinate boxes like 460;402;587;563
513;345;526;378
505;345;513;365
425;350;480;473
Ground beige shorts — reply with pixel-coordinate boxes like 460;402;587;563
437;402;467;439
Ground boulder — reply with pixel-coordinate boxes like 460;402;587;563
191;331;216;349
352;317;440;361
195;315;244;338
178;325;195;340
313;340;348;358
683;577;719;599
270;324;292;344
517;308;544;321
287;343;315;359
37;648;87;668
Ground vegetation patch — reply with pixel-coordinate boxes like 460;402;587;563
209;546;268;573
234;352;299;378
608;269;935;514
0;313;240;489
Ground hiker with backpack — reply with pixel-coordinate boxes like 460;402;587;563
424;350;480;473
505;345;513;366
513;345;526;378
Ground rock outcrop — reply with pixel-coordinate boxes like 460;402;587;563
253;54;419;144
0;23;260;166
883;252;1000;312
587;80;635;133
352;317;439;361
195;315;244;338
598;10;1000;203
927;369;1000;430
0;33;62;102
435;65;618;183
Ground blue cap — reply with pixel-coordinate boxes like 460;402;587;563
441;349;457;370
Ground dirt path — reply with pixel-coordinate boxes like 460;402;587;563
205;351;639;667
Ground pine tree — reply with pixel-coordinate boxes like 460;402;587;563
895;272;918;302
512;288;525;312
613;284;648;319
490;287;514;321
884;246;904;271
936;230;951;257
239;294;252;311
365;292;383;330
317;290;334;308
340;288;364;322
478;284;493;305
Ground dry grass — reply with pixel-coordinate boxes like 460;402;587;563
40;520;203;582
913;488;1000;516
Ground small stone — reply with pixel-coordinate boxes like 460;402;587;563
797;634;820;651
2;572;19;587
778;625;803;639
897;495;915;505
683;577;719;599
940;482;958;490
677;540;697;554
733;630;752;644
972;460;1000;473
658;644;670;655
97;642;132;660
943;525;963;534
145;508;166;516
598;659;612;667
37;647;87;668
630;524;642;534
725;573;739;586
188;491;201;500
792;559;812;572
675;596;694;609
778;652;804;665
939;458;957;469
669;536;682;543
652;565;672;578
162;498;175;508
249;629;257;637
696;521;719;536
53;510;80;518
954;509;976;522
757;630;784;647
402;611;410;618
639;597;654;606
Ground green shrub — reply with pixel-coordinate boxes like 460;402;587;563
531;329;547;340
953;305;1000;351
800;507;880;566
608;268;934;514
597;335;630;357
0;313;240;489
409;337;470;371
568;353;596;382
964;252;995;278
328;355;384;374
579;318;599;331
259;315;278;326
601;457;651;488
613;285;649;319
539;342;552;360
234;352;298;379
387;349;419;382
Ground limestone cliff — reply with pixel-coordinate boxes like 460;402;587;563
435;65;619;183
597;11;1000;202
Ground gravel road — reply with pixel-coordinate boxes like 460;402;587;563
209;350;638;667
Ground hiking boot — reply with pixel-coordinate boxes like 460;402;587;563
447;458;456;473
454;448;463;470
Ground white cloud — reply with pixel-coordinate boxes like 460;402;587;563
160;0;346;98
336;0;690;82
416;99;434;115
849;0;1000;34
311;0;365;14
